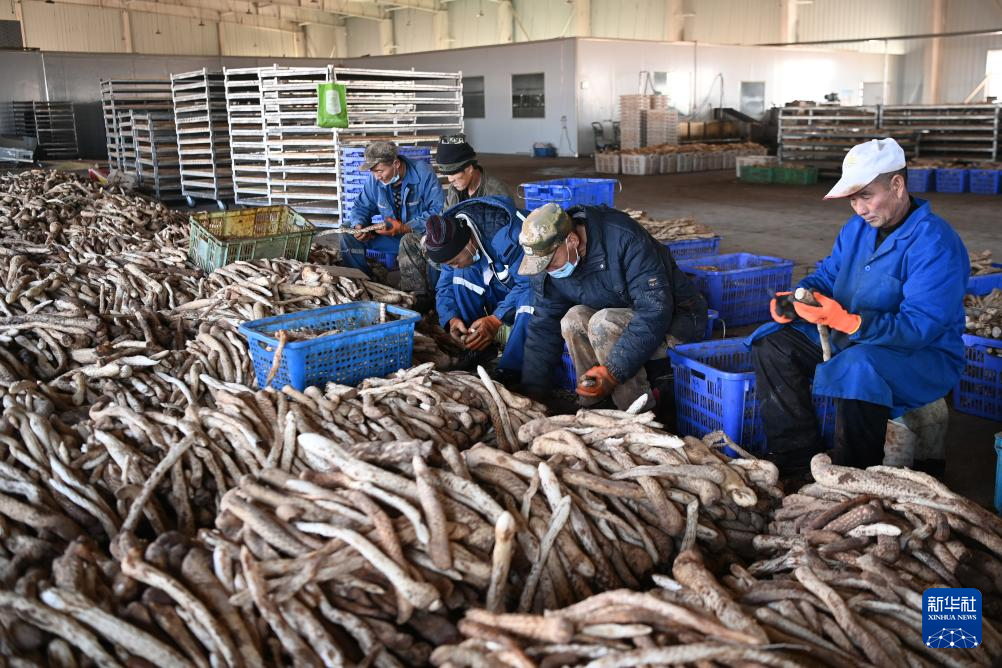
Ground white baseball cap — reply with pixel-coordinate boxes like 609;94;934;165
824;138;906;199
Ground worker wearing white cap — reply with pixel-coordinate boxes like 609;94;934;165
747;138;969;480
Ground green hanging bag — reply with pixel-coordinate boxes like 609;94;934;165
316;82;348;128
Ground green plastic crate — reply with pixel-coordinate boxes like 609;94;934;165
775;166;819;185
740;166;775;184
188;205;316;273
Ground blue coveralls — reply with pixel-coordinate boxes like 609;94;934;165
747;198;968;472
341;156;444;275
434;197;532;372
749;198;969;415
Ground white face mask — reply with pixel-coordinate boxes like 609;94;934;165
547;239;579;279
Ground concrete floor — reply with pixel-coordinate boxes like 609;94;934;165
487;154;1002;509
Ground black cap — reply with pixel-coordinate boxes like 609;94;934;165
436;134;477;174
425;215;472;263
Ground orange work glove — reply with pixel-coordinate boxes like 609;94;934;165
793;291;862;335
575;365;619;399
447;317;468;342
376;217;411;237
770;291;794;324
465;315;501;351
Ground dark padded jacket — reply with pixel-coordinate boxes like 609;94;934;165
521;205;707;391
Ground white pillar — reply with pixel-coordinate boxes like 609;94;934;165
779;0;797;44
665;0;684;42
378;17;393;55
121;10;133;53
573;0;590;37
432;10;449;50
498;0;514;43
926;0;945;103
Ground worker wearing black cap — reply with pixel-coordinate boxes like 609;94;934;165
399;134;514;311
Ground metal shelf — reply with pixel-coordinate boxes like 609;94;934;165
779;104;1000;167
171;68;232;207
100;79;173;171
222;65;463;225
132;110;182;201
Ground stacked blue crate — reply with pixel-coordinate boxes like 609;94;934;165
339;146;433;219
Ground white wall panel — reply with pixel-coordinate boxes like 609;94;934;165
798;0;930;47
219;22;300;57
22;0;125;52
591;0;669;41
446;0;503;48
513;0;574;42
0;2;16;21
685;0;781;46
345;16;383;56
393;9;436;54
130;12;218;56
304;23;346;58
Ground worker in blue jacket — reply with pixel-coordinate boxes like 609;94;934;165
517;203;708;411
341;140;444;277
749;138;969;477
424;196;532;377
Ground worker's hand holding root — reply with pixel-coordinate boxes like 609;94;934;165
376;217;410;237
465;315;501;351
770;291;795;324
447;318;468;343
352;224;375;242
576;365;618;399
793;291;862;334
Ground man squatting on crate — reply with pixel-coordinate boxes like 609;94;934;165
398;134;515;313
749;138;968;478
516;202;709;412
424;196;532;377
341;141;444;277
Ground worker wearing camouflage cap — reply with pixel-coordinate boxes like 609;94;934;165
341;140;444;279
517;202;708;411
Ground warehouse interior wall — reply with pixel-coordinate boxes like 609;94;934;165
574;38;903;155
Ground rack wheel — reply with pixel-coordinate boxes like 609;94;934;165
185;195;196;208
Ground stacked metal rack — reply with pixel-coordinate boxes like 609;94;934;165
779;104;1001;170
222;65;462;226
223;68;269;207
7;101;78;159
171;69;233;209
881;104;1000;162
132;110;182;201
100;79;173;171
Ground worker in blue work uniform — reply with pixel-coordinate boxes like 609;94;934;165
341;140;444;277
517;203;708;412
424;196;532;379
750;138;969;478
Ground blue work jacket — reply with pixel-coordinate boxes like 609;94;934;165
749;198;969;415
347;156;444;234
521;205;707;391
435;196;531;327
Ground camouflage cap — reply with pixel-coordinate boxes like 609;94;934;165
361;141;399;171
517;203;574;276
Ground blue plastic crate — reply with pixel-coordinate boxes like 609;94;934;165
968;265;1002;296
518;178;619;210
668;338;836;454
533;146;557;158
238;302;420;390
995;432;1002;514
935;168;969;193
970;169;1002;195
557;349;577;390
705;309;719;338
677;253;795;327
341;147;366;157
665;236;721;261
907;168;935;193
953;334;1002;421
366;249;399;270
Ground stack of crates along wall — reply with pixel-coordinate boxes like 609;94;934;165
619;95;671;150
100;79;173;171
221;66;462;227
171;69;233;208
645;107;678;147
132;110;182;201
